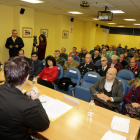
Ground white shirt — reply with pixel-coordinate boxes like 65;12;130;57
104;79;114;92
102;65;107;71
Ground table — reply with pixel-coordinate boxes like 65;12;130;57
24;81;140;140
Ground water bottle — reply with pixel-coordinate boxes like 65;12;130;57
32;76;38;87
87;100;95;117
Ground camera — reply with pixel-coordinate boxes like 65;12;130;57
33;36;37;47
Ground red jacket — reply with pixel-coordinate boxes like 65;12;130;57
107;62;122;72
69;52;79;56
38;66;58;82
124;85;140;104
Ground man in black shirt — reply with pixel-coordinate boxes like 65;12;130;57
92;50;101;63
79;47;87;61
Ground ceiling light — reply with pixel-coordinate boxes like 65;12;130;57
134;24;140;25
109;10;124;13
118;26;124;27
68;11;83;14
21;0;44;3
124;19;136;21
108;23;116;24
92;18;99;20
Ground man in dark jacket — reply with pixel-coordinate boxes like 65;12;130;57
0;56;50;140
118;54;128;68
92;50;101;63
125;58;140;77
5;29;24;58
79;47;87;62
28;52;44;81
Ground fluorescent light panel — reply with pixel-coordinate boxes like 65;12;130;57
109;10;124;13
108;23;116;24
68;11;83;14
124;19;136;21
21;0;44;3
134;24;140;25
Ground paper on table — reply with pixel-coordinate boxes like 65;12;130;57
22;89;27;93
111;116;130;133
44;99;73;120
101;130;127;140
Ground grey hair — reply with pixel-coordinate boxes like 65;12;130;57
68;55;74;59
111;55;118;60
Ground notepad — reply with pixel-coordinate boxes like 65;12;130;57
101;130;127;140
39;95;73;121
111;116;130;133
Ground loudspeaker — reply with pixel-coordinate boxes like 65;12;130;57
20;8;25;14
70;18;74;22
96;24;98;27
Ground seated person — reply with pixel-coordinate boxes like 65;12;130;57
94;45;101;52
96;57;110;76
37;56;58;89
60;47;68;60
123;45;129;52
112;45;117;51
78;53;95;79
18;49;30;62
132;50;137;57
134;47;137;52
54;50;64;66
101;44;105;49
99;49;109;58
118;43;122;48
90;68;123;111
118;54;128;68
28;52;44;81
92;50;101;63
63;55;79;74
124;52;130;63
79;46;84;53
138;49;140;55
69;47;79;56
124;58;140;77
106;45;113;57
124;80;140;118
113;50;117;55
105;45;109;51
108;55;122;72
135;54;140;62
0;56;50;140
79;47;87;61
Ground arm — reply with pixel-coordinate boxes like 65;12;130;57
18;38;24;49
37;67;45;78
124;86;134;104
47;67;59;82
5;38;11;49
23;99;50;132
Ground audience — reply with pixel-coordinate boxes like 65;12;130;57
18;49;30;63
94;45;101;52
99;49;109;58
37;56;58;89
105;45;109;51
60;47;68;60
118;54;128;68
79;47;87;61
124;79;140;118
63;55;79;74
123;45;129;52
96;57;110;76
124;58;140;77
113;50;117;55
54;50;64;66
78;53;95;79
124;52;130;63
106;46;113;57
90;68;123;112
69;47;79;56
0;56;50;140
28;52;44;81
101;44;105;49
108;55;122;72
118;43;122;48
92;50;101;63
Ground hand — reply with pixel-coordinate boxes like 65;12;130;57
15;45;18;48
9;45;13;48
97;93;104;100
132;103;140;108
30;87;40;100
80;79;82;83
103;95;111;101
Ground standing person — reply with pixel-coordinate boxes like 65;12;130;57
5;29;24;58
36;34;47;60
0;56;50;140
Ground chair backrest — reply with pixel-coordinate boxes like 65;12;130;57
115;76;127;96
45;55;53;62
74;60;80;65
107;57;111;62
56;64;63;79
95;60;101;66
64;67;81;86
74;55;80;63
117;69;135;81
89;50;95;54
82;58;93;63
61;57;66;62
81;72;100;89
137;61;140;67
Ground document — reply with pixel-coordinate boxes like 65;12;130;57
111;116;130;133
22;89;27;93
101;130;127;140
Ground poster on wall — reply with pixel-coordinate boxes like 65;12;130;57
22;27;33;38
62;30;69;39
40;29;48;37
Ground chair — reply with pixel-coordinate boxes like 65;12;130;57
74;60;80;65
89;50;94;54
61;57;66;63
137;61;140;67
74;55;80;64
107;57;111;62
56;64;63;79
74;72;100;102
95;60;101;66
117;69;135;92
45;55;53;62
55;68;81;96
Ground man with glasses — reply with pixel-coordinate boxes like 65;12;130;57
118;54;128;68
99;49;109;58
92;50;101;63
79;47;87;61
5;29;24;58
106;45;113;57
28;52;44;81
18;49;30;63
90;68;123;112
60;47;68;60
96;57;110;76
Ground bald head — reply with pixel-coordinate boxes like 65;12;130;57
94;50;99;57
85;53;92;64
106;68;117;82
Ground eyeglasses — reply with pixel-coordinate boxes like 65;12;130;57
101;60;106;62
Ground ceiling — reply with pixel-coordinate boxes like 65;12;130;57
1;0;140;28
